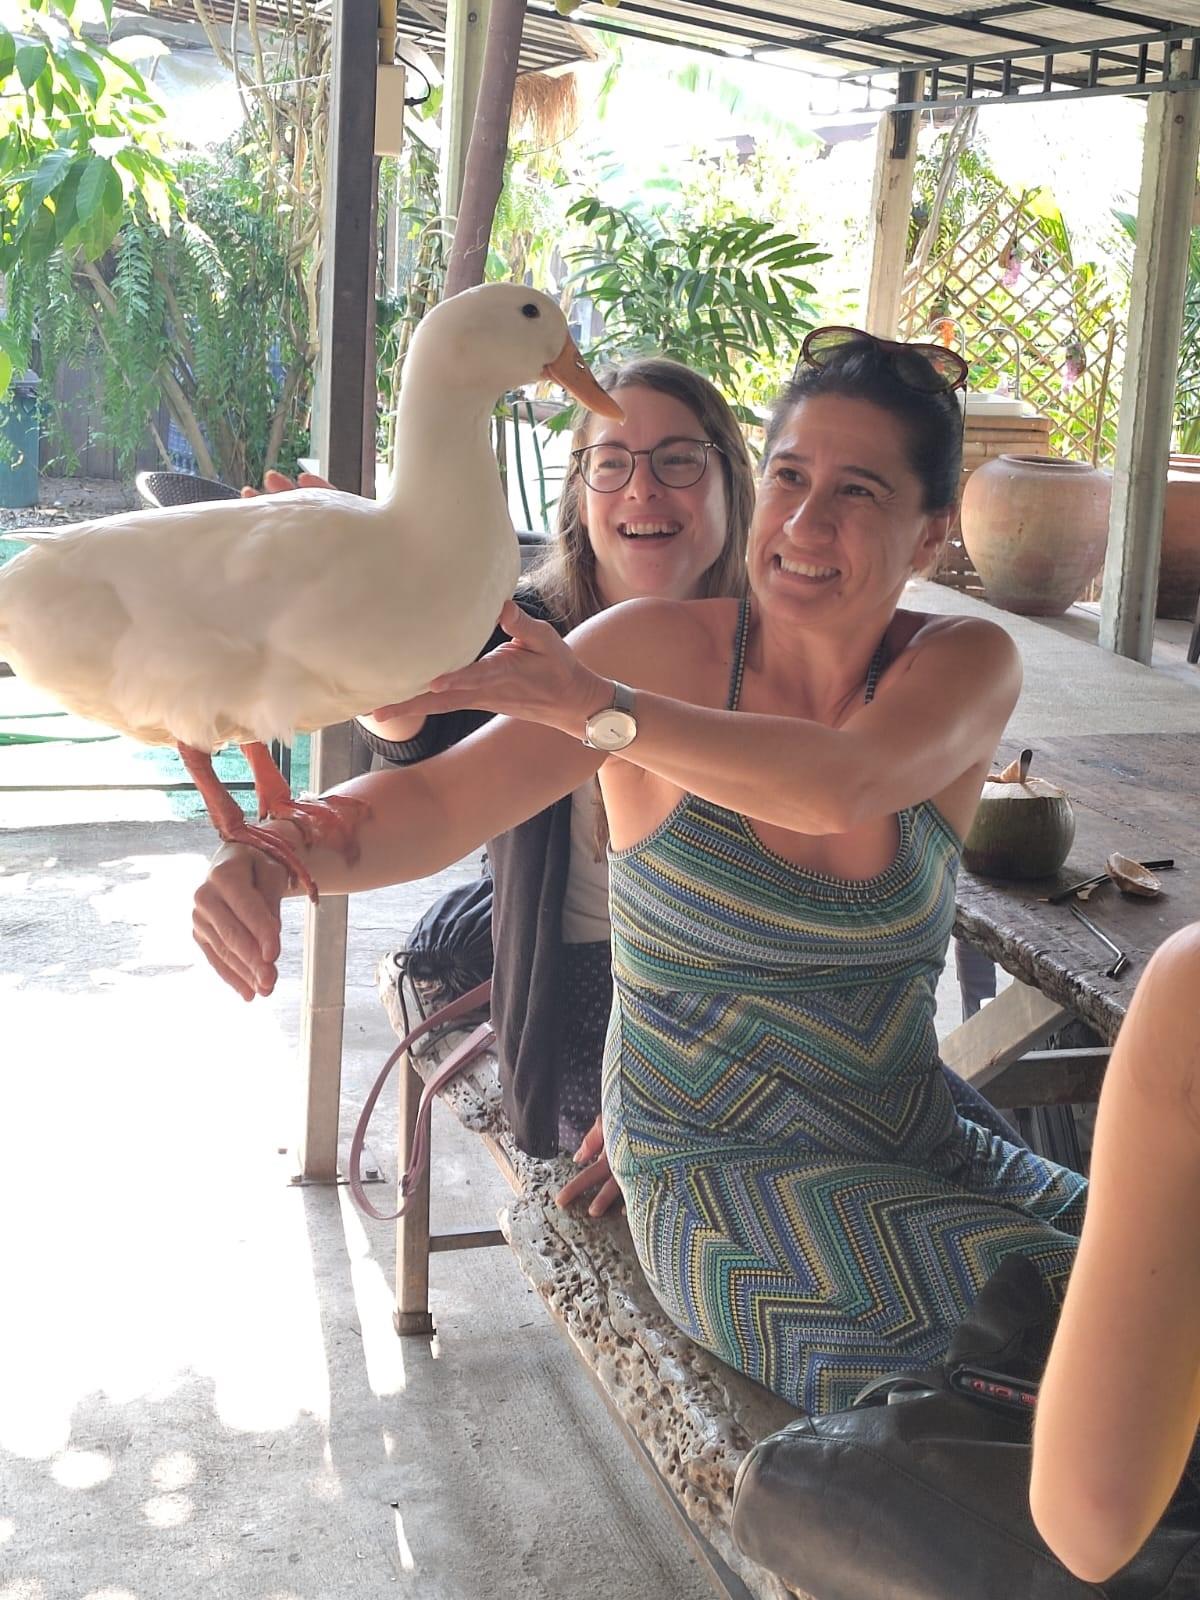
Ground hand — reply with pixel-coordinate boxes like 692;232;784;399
240;469;333;498
369;600;609;734
193;842;290;1001
554;1114;622;1217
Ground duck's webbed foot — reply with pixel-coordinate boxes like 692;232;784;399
178;742;320;901
240;741;371;866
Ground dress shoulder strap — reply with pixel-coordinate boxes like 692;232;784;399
864;639;887;704
727;597;752;711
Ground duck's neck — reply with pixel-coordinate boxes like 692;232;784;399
382;371;504;521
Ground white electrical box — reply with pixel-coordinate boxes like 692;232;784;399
376;64;406;157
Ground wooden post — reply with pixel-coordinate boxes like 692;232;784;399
863;70;922;339
1099;78;1200;662
439;0;492;226
394;1052;435;1335
296;0;380;1182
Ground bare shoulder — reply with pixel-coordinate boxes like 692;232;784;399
892;607;1019;665
1122;922;1200;1115
569;596;741;703
885;608;1021;692
1143;922;1200;1000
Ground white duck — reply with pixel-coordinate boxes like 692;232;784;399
0;283;621;896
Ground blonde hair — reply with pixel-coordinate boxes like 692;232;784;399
525;357;753;629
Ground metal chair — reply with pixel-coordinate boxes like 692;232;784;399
134;468;291;785
1189;586;1200;664
134;470;240;509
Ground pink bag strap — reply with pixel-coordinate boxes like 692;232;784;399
349;979;494;1222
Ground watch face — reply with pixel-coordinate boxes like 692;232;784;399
585;709;637;752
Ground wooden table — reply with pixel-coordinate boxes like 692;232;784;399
942;732;1199;1104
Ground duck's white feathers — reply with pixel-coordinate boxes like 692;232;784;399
0;482;519;749
0;283;584;753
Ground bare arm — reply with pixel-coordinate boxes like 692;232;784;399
192;712;602;999
402;599;1021;837
1030;923;1200;1582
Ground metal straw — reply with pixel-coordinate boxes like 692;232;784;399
1068;903;1130;978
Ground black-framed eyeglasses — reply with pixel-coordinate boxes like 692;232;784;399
800;324;969;395
572;438;723;493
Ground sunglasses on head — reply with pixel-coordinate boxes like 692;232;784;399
800;325;969;395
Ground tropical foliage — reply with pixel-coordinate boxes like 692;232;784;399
1;0;327;480
564;197;828;418
0;0;182;398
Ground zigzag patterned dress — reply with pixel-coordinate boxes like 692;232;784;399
603;601;1087;1417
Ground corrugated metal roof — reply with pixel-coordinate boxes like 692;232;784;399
111;1;1200;106
541;1;1200;105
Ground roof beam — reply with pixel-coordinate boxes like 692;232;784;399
864;68;922;338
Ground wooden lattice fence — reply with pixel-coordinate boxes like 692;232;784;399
900;194;1126;598
900;194;1126;467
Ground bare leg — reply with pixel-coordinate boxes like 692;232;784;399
240;740;370;865
178;742;319;902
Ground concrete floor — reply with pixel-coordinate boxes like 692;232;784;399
1;820;718;1600
1;584;1197;1600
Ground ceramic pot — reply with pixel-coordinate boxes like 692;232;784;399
959;454;1112;616
1158;454;1200;619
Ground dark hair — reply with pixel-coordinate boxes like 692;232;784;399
764;342;963;511
527;356;753;630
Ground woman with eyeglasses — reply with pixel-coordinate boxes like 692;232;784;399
195;327;1083;1413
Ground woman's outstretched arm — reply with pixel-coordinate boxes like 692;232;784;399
192;713;602;999
1030;923;1200;1582
395;598;1021;839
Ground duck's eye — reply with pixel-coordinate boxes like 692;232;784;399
521;302;541;319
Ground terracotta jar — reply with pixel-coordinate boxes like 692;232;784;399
959;454;1112;616
1158;454;1200;619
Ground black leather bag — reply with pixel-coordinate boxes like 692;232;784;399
731;1255;1200;1600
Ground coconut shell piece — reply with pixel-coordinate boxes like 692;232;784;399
1106;851;1162;898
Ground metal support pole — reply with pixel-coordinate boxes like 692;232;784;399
863;69;923;339
1099;77;1200;661
439;0;492;226
296;0;380;1181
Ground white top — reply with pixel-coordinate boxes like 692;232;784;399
560;778;611;944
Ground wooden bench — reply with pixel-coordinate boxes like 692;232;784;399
375;952;807;1600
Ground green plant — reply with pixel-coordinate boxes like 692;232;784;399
564;197;828;420
0;0;183;397
2;0;328;480
11;143;315;482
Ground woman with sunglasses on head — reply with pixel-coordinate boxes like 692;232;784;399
196;327;1083;1413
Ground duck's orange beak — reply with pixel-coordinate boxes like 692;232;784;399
542;336;624;420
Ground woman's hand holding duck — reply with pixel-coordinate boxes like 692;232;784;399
370;599;613;740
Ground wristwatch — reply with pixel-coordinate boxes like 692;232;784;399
582;681;638;752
